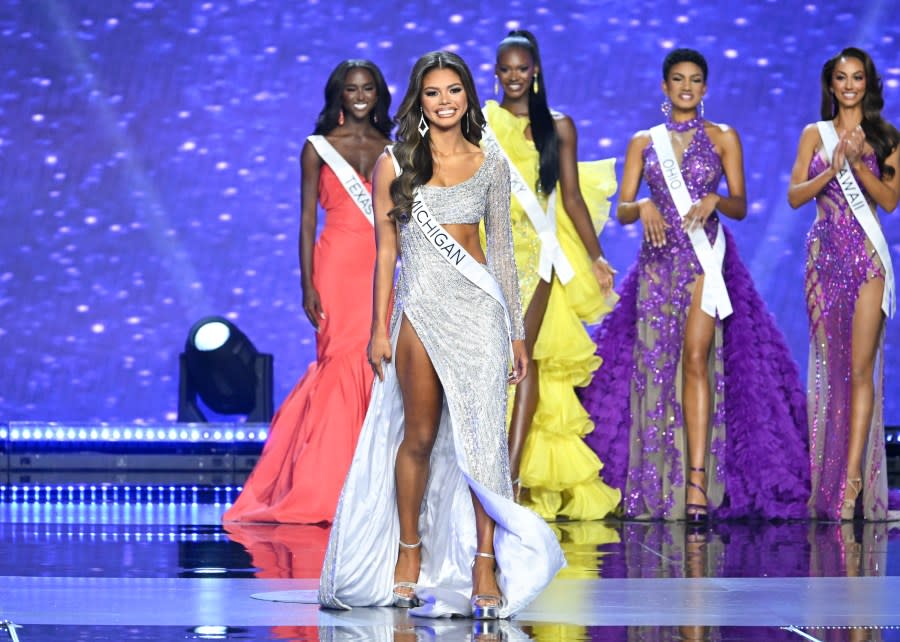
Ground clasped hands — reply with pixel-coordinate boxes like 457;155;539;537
639;193;720;248
830;125;865;174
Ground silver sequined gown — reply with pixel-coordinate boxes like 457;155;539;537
318;146;565;618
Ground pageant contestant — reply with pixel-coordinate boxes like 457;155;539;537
223;60;392;524
482;30;620;520
788;47;899;521
318;51;564;619
580;48;809;521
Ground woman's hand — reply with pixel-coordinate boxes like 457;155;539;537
591;255;617;293
638;198;670;247
368;330;392;381
683;193;720;232
843;126;865;167
509;339;529;385
303;286;325;331
830;137;847;175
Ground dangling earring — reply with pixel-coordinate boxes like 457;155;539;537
660;97;672;116
373;113;378;124
417;108;429;138
464;110;470;135
699;99;705;119
533;73;539;94
494;77;499;96
338;109;345;126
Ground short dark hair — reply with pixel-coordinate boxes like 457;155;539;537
662;48;708;82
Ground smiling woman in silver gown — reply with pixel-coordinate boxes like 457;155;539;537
318;51;564;619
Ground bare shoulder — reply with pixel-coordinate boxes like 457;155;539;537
705;121;742;151
300;138;324;168
550;109;576;137
372;150;397;184
797;122;823;146
629;129;653;151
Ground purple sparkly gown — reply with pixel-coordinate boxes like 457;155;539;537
806;150;889;521
580;118;809;520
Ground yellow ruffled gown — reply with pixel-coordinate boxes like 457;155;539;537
482;100;621;521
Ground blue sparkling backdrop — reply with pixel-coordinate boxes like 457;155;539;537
1;0;899;423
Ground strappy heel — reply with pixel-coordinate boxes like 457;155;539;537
840;477;862;521
685;466;709;525
471;552;505;620
393;538;422;608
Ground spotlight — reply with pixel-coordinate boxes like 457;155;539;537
178;316;273;423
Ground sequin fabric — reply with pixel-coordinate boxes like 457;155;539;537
806;150;889;520
392;145;524;492
581;120;809;520
318;145;565;618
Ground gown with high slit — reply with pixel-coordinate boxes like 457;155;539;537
805;148;889;520
223;160;375;525
317;145;565;618
579;117;810;520
482;100;621;521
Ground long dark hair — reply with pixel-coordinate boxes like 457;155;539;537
497;30;559;195
313;59;393;138
388;51;485;222
820;47;899;180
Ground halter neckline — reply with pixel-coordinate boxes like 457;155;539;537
666;115;703;132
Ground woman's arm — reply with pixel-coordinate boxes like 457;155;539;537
709;125;747;220
684;124;746;229
368;152;400;381
556;115;602;259
299;140;324;329
615;132;650;225
851;143;900;213
485;155;528;383
616;132;673;248
555;114;615;289
788;124;837;209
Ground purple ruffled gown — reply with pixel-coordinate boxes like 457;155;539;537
580;118;810;520
806;151;889;521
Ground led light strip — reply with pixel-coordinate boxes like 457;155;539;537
1;427;267;442
0;484;243;504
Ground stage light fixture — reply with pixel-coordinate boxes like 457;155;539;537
178;316;274;423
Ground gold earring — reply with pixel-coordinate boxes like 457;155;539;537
494;77;499;95
533;73;539;94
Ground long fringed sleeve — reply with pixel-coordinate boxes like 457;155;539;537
484;153;526;340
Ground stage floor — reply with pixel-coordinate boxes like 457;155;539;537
0;502;898;641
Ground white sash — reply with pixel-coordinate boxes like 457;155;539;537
816;121;895;318
649;124;732;319
480;119;575;284
386;147;514;357
307;135;374;227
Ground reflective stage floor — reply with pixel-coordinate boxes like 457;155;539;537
1;502;899;641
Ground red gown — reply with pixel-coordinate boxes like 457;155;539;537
223;163;375;524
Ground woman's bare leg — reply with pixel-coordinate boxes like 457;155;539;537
682;275;716;514
470;489;502;603
508;277;551;497
845;277;885;512
393;316;443;592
